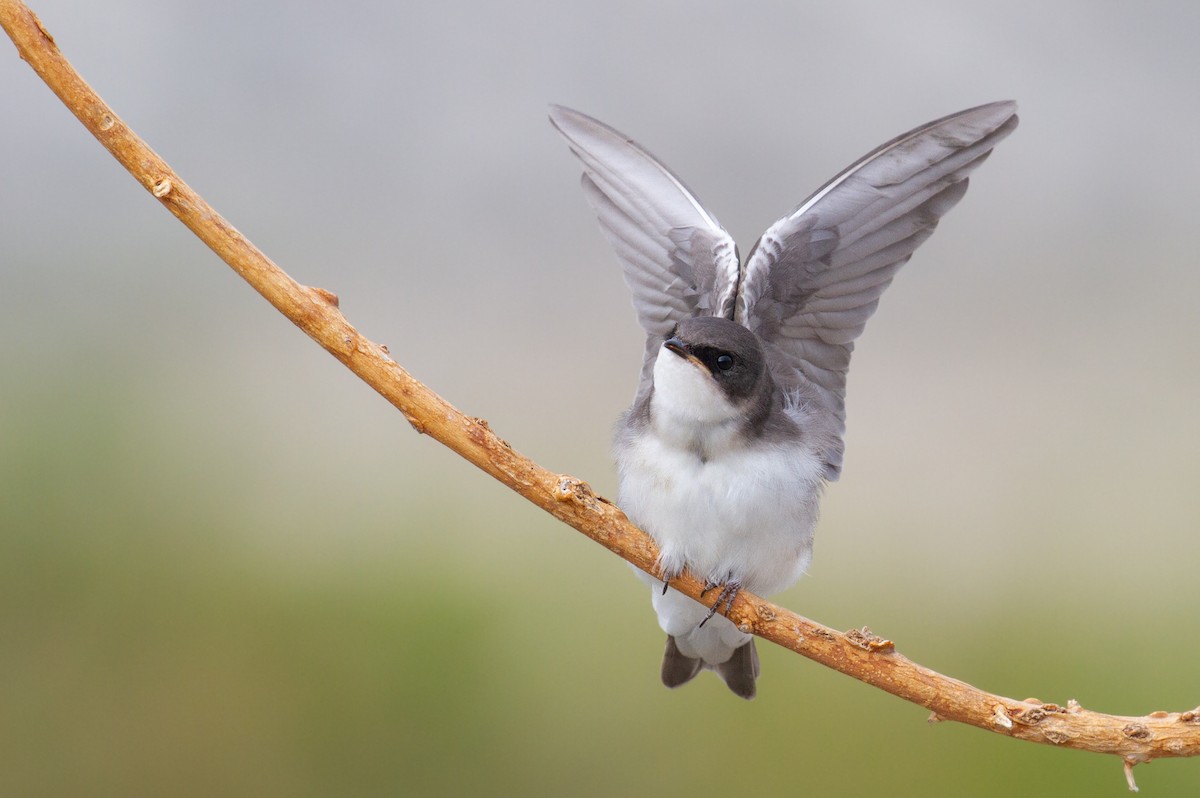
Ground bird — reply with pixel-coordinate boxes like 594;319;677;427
549;101;1018;699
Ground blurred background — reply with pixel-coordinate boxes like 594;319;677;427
2;1;1198;795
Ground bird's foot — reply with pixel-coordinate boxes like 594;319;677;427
698;579;741;627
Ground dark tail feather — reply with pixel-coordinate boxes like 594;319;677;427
714;640;759;700
661;636;760;699
661;635;703;688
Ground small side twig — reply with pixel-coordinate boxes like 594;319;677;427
2;1;1197;787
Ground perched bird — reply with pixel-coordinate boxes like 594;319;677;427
549;102;1018;699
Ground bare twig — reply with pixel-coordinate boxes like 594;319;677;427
3;0;1197;785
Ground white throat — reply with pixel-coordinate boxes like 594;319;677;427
649;351;742;452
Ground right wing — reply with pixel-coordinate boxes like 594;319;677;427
549;105;740;401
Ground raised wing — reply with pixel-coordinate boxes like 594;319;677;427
738;101;1018;475
549;105;740;400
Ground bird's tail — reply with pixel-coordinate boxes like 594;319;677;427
661;635;760;699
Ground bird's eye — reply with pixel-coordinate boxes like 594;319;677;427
715;354;734;372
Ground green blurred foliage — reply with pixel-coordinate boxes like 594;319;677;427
2;373;1197;797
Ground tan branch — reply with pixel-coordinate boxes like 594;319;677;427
3;1;1196;787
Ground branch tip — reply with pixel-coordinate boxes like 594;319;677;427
1123;759;1139;792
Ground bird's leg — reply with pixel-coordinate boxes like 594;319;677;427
698;579;741;627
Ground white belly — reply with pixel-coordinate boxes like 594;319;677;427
616;424;824;597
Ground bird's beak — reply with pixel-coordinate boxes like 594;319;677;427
663;337;707;370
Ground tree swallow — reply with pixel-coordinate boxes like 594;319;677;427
550;102;1018;698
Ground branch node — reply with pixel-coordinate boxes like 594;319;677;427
1042;729;1071;745
464;417;511;451
308;286;340;307
29;7;51;43
555;476;600;511
927;711;944;724
1014;707;1048;725
991;704;1014;730
1014;702;1066;726
151;178;172;198
845;626;895;654
98;112;115;131
754;604;776;622
1122;723;1152;742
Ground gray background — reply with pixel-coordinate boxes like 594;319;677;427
3;1;1199;795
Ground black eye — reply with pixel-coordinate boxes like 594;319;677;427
715;354;734;372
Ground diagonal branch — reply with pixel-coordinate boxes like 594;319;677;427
2;1;1196;788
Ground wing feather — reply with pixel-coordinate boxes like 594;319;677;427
550;101;1017;480
738;102;1018;476
550;105;740;400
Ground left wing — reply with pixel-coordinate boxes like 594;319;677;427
737;101;1019;475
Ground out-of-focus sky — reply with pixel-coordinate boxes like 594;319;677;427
2;1;1198;795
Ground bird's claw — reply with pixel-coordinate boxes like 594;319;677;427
659;566;681;596
698;580;741;627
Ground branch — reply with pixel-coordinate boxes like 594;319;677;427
3;1;1196;788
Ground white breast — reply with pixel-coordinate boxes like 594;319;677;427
617;420;823;597
619;353;826;594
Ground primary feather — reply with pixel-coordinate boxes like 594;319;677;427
549;102;1018;477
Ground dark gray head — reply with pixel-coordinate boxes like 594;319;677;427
662;316;770;407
